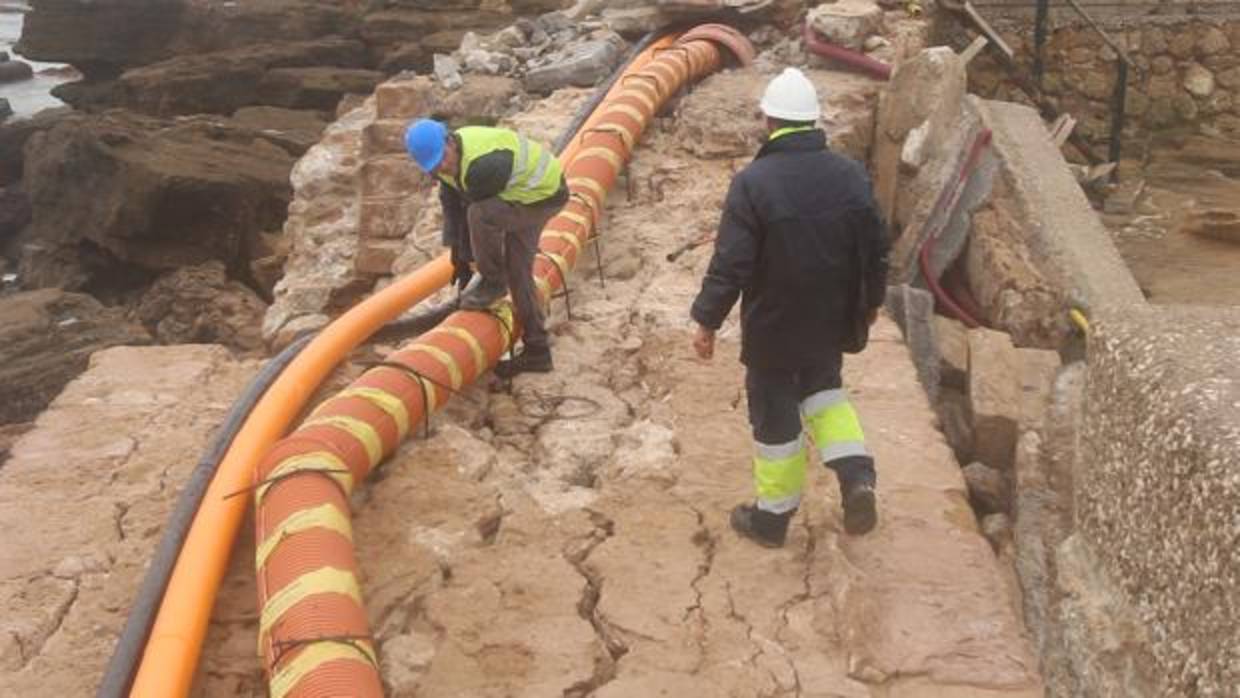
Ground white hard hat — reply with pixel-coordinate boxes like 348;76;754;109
759;67;821;121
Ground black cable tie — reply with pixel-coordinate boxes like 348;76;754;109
621;72;663;98
570;191;601;230
270;634;379;672
580;125;630;153
474;306;515;354
224;467;352;502
367;359;457;439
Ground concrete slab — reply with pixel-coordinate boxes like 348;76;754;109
977;98;1145;315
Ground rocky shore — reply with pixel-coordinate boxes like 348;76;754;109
0;0;802;428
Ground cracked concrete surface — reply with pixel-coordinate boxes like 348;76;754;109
0;64;1042;696
0;345;262;696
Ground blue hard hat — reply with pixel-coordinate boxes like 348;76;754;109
405;118;448;172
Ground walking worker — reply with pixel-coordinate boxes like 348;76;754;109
405;118;569;378
690;67;890;547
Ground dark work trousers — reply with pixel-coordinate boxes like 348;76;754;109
466;195;565;350
745;354;877;489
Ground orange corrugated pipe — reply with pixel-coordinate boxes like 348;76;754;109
250;27;752;697
128;257;453;698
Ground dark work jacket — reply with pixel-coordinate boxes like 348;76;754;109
690;129;890;369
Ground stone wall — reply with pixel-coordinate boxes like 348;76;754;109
1077;306;1240;697
261;74;526;346
875;37;1240;697
955;17;1240;146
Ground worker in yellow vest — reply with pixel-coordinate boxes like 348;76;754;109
406;119;569;377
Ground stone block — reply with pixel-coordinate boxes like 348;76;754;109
1183;62;1216;98
375;77;433;120
359;197;411;240
363;119;410;158
1017;347;1061;431
1199;26;1230;56
807;0;884;51
356;239;405;276
1077;306;1240;696
360;155;424;199
967;327;1021;470
934;315;969;390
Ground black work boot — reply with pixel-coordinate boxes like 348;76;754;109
730;503;794;548
840;481;877;535
459;276;508;310
495;344;553;378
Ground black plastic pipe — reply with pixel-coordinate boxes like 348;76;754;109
96;331;316;698
99;21;695;696
552;27;664;156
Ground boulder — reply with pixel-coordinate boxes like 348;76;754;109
17;110;294;290
0;107;73;185
1183;62;1215;98
0;60;34;84
132;261;268;353
967;327;1021;470
0;288;150;424
103;39;367;116
258;67;386;111
362;8;511;72
807;0;884;51
17;0;361;80
524;32;625;93
229;106;329;156
16;0;186;79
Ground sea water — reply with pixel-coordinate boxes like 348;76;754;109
0;0;73;119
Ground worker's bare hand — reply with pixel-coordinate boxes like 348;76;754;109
693;324;716;360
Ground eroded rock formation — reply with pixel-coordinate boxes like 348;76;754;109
0;288;150;423
15;111;295;291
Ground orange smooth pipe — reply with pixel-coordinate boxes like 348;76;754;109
128;256;452;697
251;32;742;697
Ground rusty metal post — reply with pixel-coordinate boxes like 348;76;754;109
1109;58;1128;182
1033;0;1050;86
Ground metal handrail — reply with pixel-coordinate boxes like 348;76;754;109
1032;0;1132;175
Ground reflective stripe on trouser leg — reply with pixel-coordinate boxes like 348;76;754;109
801;389;868;463
753;437;808;514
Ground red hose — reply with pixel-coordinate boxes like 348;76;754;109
802;23;892;81
917;128;994;329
